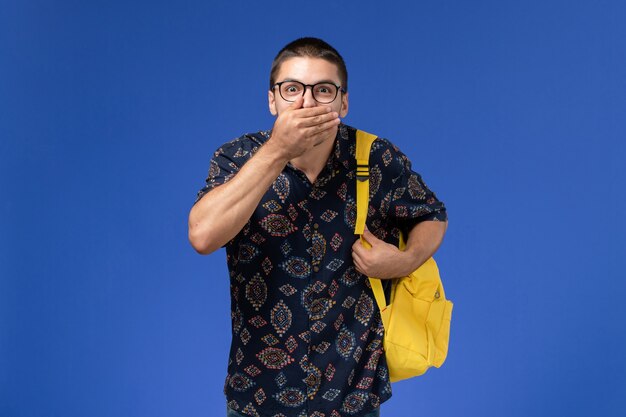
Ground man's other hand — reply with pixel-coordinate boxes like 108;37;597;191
351;229;414;279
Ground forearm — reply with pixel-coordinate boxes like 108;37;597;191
190;99;340;255
401;220;448;274
188;140;289;254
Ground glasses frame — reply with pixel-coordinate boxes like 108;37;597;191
272;80;346;104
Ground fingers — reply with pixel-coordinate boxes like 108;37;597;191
353;258;365;275
286;107;338;131
293;104;333;117
281;100;338;131
284;117;339;150
296;110;340;128
351;235;377;276
282;97;340;130
352;238;364;255
303;117;341;139
351;242;366;274
285;96;329;117
361;229;380;247
269;96;341;159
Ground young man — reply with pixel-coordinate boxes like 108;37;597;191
189;38;447;417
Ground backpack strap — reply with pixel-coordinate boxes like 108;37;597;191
354;130;377;235
354;130;387;313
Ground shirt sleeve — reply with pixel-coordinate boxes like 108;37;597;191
369;138;447;235
193;138;246;205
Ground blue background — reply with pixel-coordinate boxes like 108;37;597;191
2;0;625;416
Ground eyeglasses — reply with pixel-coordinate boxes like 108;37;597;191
272;80;345;104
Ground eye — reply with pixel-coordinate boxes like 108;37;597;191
314;84;335;96
281;82;303;96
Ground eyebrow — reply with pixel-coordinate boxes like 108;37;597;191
281;78;339;85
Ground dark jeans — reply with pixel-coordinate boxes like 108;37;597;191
227;406;381;417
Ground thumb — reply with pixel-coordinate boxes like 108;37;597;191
362;229;380;246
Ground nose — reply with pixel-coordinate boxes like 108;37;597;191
302;86;317;108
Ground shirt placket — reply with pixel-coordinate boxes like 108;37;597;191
306;164;344;415
283;144;346;415
305;184;321;410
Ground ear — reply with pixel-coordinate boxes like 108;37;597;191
268;89;277;116
340;91;349;117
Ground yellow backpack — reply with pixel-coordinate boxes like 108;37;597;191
354;129;453;382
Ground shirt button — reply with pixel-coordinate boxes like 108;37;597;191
313;266;319;272
313;223;319;229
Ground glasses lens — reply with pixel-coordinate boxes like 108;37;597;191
279;82;304;101
277;81;340;103
312;83;338;103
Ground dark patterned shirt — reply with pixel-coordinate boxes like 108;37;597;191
195;124;447;417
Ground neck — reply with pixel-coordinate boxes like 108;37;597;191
290;129;337;183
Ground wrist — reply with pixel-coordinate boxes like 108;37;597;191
260;137;291;166
399;244;425;275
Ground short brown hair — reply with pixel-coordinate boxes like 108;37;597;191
269;37;348;92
